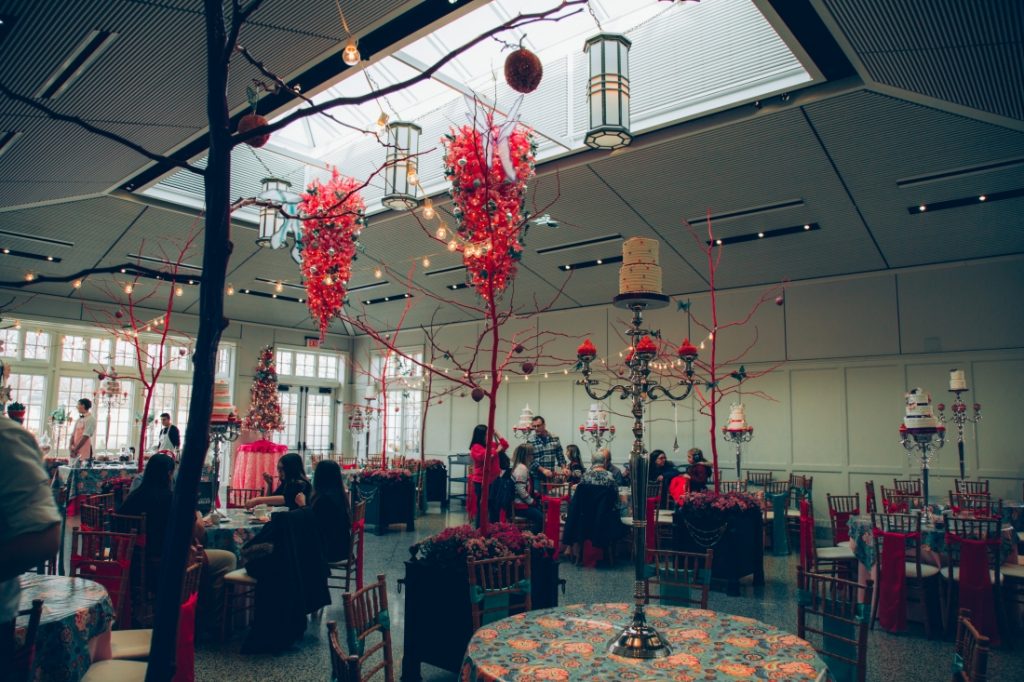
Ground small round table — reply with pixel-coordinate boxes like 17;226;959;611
230;439;287;490
17;574;116;682
202;508;271;560
461;603;827;681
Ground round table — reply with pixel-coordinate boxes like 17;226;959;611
202;508;271;560
230;439;287;490
17;574;116;682
57;464;138;505
847;514;1016;569
461;603;828;681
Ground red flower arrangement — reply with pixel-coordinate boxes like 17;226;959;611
298;168;367;338
412;522;554;569
443;107;536;300
680;491;760;524
577;339;597;359
634;335;658;355
677;338;699;360
358;467;412;486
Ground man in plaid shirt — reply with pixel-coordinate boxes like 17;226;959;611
528;415;566;490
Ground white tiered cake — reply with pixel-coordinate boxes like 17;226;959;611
211;380;236;423
618;237;662;295
903;388;939;431
516;403;534;430
949;369;967;391
583;403;609;430
724;403;752;432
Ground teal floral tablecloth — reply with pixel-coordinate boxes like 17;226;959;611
17;574;115;682
847;515;1015;570
58;464;138;500
202;508;268;560
461;603;827;681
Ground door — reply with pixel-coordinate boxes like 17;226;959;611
275;385;336;464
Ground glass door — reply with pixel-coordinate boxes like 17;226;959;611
274;385;336;465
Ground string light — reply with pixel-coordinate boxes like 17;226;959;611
435;225;448;240
323;275;334;286
72;279;82;289
406;161;418;185
422;198;435;220
342;38;360;66
174;285;184;297
422;257;430;268
226;283;235;296
447;240;458;252
374;111;389;133
373;267;383;279
124;283;133;294
275;281;284;293
14;320;21;330
24;272;35;282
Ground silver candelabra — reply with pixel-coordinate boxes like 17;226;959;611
899;426;945;506
208;418;241;522
936;392;981;480
576;292;697;659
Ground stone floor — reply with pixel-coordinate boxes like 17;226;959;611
194;506;1024;681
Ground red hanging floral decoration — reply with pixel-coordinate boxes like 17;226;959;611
443;103;536;300
298;168;366;338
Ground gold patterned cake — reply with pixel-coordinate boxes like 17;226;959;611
618;237;662;295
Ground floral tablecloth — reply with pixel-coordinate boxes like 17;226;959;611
847;515;1015;570
57;464;138;500
461;603;827;681
202;508;269;561
230;439;287;491
17;574;115;682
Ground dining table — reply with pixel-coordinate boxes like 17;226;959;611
16;573;116;682
201;507;277;560
461;603;828;681
57;462;138;513
230;439;287;490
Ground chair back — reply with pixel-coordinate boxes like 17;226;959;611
864;480;877;514
645;480;662;504
954;609;990;682
955;479;989;495
226;486;263;509
327;621;361;682
365;455;383;470
789;473;813;491
69;529;136;626
746;470;773;486
881;485;923;512
949;493;1001;519
644;549;713;609
3;598;44;682
719;480;747;493
826;493;861;544
467;551;532;630
108;512;147;546
350;500;366;564
872;513;926;578
893;479;922;495
80;503;106;531
342;573;394;682
797;568;872;682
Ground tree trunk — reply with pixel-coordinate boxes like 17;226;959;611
137;388;153;471
478;285;500;533
145;1;232;678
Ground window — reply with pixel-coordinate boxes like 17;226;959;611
170;346;190;371
0;329;18;358
62;335;87;363
372;350;423;459
7;373;46;435
23;331;50;361
57;376;97;413
275;350;293;376
95;381;134;450
145;343;164;371
318;355;338;381
89;338;111;365
305;392;332;453
275;390;300;448
175;383;192;434
294;352;316;377
115;338;137;367
217;347;232;376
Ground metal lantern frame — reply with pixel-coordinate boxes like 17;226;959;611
381;121;422;210
257;177;293;247
584;33;633;150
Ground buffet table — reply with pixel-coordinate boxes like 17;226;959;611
460;603;827;681
17;574;115;682
230;439;287;491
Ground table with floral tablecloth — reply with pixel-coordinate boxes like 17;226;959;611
57;464;138;501
201;508;271;560
16;574;115;682
461;603;828;681
230;439;287;491
847;514;1016;570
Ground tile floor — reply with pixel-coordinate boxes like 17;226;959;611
194;506;1024;681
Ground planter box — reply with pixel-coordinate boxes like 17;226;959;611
356;478;416;535
672;506;764;596
425;467;448;508
400;554;560;681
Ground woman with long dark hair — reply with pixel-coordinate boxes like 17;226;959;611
246;452;312;510
309;460;351;563
565;444;585;484
510;444;543;532
468;424;508;526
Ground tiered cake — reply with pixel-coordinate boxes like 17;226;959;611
618;237;662;295
516;403;534;430
903;388;939;431
583;402;609;430
211;379;236;423
724;403;753;433
949;369;967;391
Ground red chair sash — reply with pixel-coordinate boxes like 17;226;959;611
882;500;908;513
948;535;1000;644
798;500;814;572
341;463;357;470
669;476;689;503
173;592;198;682
542;496;562;556
72;558;132;626
828;509;859;543
876;530;914;632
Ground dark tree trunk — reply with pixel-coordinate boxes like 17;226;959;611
145;1;232;678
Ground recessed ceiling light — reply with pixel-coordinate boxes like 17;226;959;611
757;232;764;238
2;249;9;254
596;259;602;264
715;239;723;245
918;205;926;212
563;265;571;270
978;195;987;202
803;224;810;230
46;256;53;261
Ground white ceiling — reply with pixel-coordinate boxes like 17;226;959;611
0;0;1022;335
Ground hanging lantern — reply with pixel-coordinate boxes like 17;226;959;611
257;177;304;262
381;121;421;210
583;33;632;150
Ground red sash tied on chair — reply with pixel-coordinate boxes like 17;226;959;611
876;530;912;632
173;592;198;682
798;500;814;572
950;535;1000;644
542;496;562;556
669;476;689;503
883;500;908;513
829;508;859;543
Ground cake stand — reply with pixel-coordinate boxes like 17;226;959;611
936;391;981;480
722;427;753;477
899;425;945;506
578;291;698;659
208;418;241;523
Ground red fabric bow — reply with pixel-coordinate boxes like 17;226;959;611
876;530;915;632
799;500;815;572
828;508;859;543
948;534;1000;644
542;497;563;556
174;592;198;682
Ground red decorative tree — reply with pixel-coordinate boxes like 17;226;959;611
243;345;284;437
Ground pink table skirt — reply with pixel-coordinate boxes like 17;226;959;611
230;440;287;491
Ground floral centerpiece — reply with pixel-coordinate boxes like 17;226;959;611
358;467;412;485
412;522;554;569
674;491;765;596
6;400;26;422
679;491;760;524
422;458;446;471
356;467;415;535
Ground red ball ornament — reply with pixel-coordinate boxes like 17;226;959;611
471;387;486;403
98;373;107;380
521;362;535;375
504;47;543;94
114;311;124;319
775;295;785;306
237;113;270;147
514;344;525;354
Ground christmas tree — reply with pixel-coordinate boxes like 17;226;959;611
243;345;284;437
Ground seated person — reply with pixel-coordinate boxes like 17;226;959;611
683;447;711;493
307;459;351;563
565;444;585;484
246;453;312;510
510;444;543;532
582;449;618;488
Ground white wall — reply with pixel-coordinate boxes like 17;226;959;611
352;255;1024;503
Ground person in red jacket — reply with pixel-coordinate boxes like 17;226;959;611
468;424;508;526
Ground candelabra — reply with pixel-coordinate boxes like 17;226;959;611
899;425;945;506
936;393;981;480
721;427;753;477
576;292;697;659
512;424;533;440
579;414;616;450
208;417;241;523
96;364;128;452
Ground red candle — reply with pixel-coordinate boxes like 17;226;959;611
577;339;597;358
677;338;699;359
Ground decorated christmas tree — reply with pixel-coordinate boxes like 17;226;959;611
243;345;284;437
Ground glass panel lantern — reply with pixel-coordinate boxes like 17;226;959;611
257;177;292;247
382;121;422;210
583;33;632;150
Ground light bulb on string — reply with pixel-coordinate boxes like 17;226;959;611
447;240;458;252
24;272;35;282
374;111;389;133
72;279;82;289
373;267;383;279
422;257;430;268
14;320;20;330
422;198;435;220
342;38;360;66
124;283;133;294
406;161;418;185
275;281;284;293
175;285;184;297
435;225;448;240
226;284;235;296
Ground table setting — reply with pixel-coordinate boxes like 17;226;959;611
201;506;284;560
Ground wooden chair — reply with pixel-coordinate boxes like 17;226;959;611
949;493;1001;519
870;513;941;637
881;486;923;512
329;501;367;594
89;492;117;511
762;481;790;549
220;566;257;640
467;552;532;631
108;512;152;627
3;598;43;682
365;455;383;469
80;502;107;531
893;479;922;496
327;621;361;682
826;493;861;547
797;568;872;682
864;480;878;515
955;480;990;496
787;475;813;542
226;486;263;509
342;574;395;682
941;517;1003;633
954;609;990;682
69;529;137;629
644;549;713;609
745;470;773;487
801;502;856;577
542;480;571;499
719;480;747;493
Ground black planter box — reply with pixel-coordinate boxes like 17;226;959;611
400;554;560;680
356;478;416;535
425;467;447;507
672;506;764;596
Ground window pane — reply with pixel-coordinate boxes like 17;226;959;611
170;346;190;371
115;339;137;367
145;343;164;372
57;376;97;414
305;392;332;454
294;352;315;377
176;383;192;436
217;347;231;376
95;382;134;451
0;329;18;357
88;338;111;365
23;332;50;361
274;391;299;449
276;350;293;376
62;335;87;363
317;355;338;381
7;373;46;435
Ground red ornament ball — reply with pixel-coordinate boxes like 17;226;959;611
237;113;270;147
114;311;124;319
504;47;543;94
514;344;525;354
775;295;785;306
522;362;535;375
471;387;486;403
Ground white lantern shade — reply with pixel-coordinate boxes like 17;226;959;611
382;121;421;210
584;33;632;150
257;177;293;247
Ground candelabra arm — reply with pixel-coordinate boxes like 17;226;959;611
578;380;627;403
649;380;695;402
